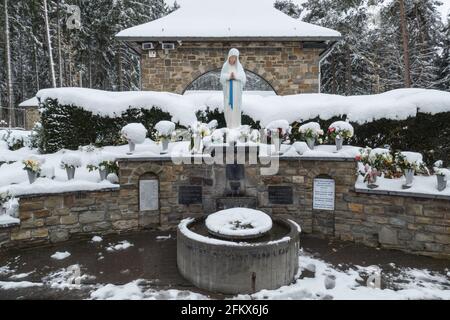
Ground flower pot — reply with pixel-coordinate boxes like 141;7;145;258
335;137;343;151
27;170;38;184
99;169;108;181
306;137;315;150
437;175;447;191
128;141;136;154
66;167;76;180
404;169;414;186
272;136;281;155
160;138;169;154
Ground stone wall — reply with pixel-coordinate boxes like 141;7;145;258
141;42;322;95
2;157;449;259
0;188;155;249
24;107;40;130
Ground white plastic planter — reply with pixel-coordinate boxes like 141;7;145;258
27;170;38;184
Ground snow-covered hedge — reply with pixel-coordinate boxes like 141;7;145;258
36;88;450;164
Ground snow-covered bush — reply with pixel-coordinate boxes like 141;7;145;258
121;123;147;144
155;121;175;139
327;121;354;140
0;129;30;150
60;154;82;169
298;122;324;140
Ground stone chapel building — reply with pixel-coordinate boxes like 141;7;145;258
116;0;341;95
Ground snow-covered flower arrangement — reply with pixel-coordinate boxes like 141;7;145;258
328;121;354;140
207;120;218;131
239;125;251;142
249;129;261;143
87;154;119;179
211;129;225;144
299;122;324;140
121;123;147;144
22;158;42;174
189;122;211;152
154;121;176;140
394;151;428;174
433;161;449;178
60;154;82;170
265;120;292;139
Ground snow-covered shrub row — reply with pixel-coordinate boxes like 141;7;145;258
37;98;173;153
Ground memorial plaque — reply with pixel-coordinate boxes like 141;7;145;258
226;164;245;181
139;179;159;211
179;186;203;205
313;178;335;211
268;186;294;205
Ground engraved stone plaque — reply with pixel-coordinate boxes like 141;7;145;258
179;186;202;205
139;179;159;211
268;186;294;205
313;178;335;211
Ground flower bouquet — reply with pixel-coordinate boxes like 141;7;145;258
299;122;323;150
328;121;354;151
23;158;42;184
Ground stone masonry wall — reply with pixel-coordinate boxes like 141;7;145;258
1;157;449;259
141;42;322;95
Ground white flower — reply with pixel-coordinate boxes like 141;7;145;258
61;154;82;169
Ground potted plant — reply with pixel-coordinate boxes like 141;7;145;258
121;123;147;155
0;191;12;216
299;122;324;150
394;151;428;189
189;123;210;154
22;158;42;184
356;148;387;188
328;121;354;151
87;157;119;181
434;161;448;192
61;154;82;180
265;120;291;155
155;121;176;154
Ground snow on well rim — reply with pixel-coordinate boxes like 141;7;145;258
179;218;290;247
205;208;273;238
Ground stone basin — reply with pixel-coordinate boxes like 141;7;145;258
177;215;300;294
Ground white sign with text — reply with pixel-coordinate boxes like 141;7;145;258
313;178;335;211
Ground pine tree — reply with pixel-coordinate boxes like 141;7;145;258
274;0;302;19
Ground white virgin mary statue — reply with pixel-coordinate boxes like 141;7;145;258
220;48;247;129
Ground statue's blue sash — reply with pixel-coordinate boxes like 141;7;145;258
229;79;234;110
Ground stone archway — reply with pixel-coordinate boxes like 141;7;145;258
140;42;322;95
182;68;278;94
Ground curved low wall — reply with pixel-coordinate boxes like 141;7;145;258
177;217;300;294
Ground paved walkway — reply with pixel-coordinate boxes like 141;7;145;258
0;231;448;300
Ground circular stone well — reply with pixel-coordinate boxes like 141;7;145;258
177;210;300;295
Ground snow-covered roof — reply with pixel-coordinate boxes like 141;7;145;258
116;0;341;42
18;97;39;108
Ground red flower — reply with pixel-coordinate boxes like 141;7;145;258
355;155;361;161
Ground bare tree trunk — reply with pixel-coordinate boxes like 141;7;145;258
43;0;57;88
399;0;412;87
118;46;124;91
4;0;14;127
19;35;25;101
345;45;352;95
57;0;63;87
331;54;337;94
34;43;40;92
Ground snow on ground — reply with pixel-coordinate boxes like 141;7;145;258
51;251;71;260
90;280;209;300
106;241;134;252
87;251;450;300
36;88;450;127
91;236;103;243
0;281;43;290
0;214;20;226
